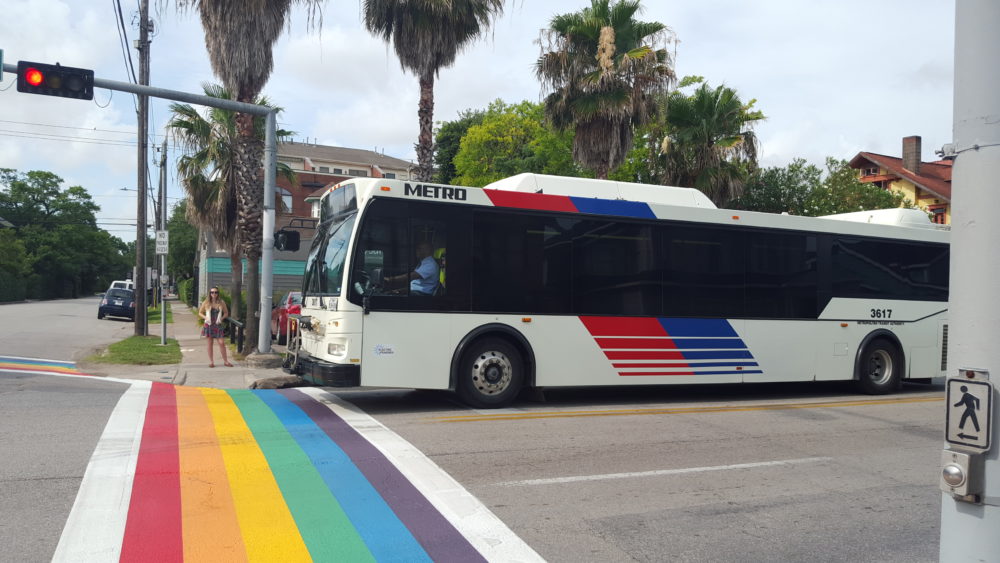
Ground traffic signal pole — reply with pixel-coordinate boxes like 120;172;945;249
939;0;1000;559
134;0;150;336
1;63;278;353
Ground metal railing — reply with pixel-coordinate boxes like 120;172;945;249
226;318;245;352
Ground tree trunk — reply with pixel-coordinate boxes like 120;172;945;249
235;111;263;356
228;252;242;324
416;72;435;181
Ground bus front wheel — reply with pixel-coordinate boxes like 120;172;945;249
856;338;902;394
457;338;524;408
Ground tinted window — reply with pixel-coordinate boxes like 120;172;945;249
662;224;745;317
746;231;818;318
831;238;948;301
472;211;574;314
573;221;661;315
107;289;133;299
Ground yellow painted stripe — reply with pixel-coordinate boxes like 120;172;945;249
0;362;84;375
201;388;312;562
432;395;944;423
176;387;247;563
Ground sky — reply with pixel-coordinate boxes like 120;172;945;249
0;0;955;241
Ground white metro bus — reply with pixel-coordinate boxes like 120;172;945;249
287;173;949;408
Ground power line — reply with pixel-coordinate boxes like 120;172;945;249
0;131;137;148
0;118;137;135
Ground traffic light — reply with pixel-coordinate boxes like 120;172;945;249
275;229;300;252
16;61;94;100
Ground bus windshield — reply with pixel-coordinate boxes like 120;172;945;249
303;213;356;297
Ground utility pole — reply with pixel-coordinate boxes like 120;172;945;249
939;0;1000;559
134;0;151;336
159;139;168;346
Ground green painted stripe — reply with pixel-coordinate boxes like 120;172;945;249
206;258;305;275
227;390;374;562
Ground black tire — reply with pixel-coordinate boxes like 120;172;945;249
456;337;524;408
856;338;902;394
98;312;105;319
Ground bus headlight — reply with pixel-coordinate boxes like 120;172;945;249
328;343;346;356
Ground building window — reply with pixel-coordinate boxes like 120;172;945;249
928;204;947;225
311;201;320;218
277;188;293;213
861;167;879;177
319;166;329;173
333;168;343;174
383;172;396;179
348;168;368;177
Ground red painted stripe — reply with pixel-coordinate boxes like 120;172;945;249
612;362;692;368
581;316;667;337
605;350;686;360
121;382;183;563
619;371;696;376
484;189;578;212
595;337;678;350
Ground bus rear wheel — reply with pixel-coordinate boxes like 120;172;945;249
457;338;524;408
856;338;902;394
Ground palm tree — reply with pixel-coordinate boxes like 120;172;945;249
167;83;293;328
662;81;765;206
364;0;505;181
537;0;675;179
179;0;321;354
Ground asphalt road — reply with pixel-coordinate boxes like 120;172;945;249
0;296;134;361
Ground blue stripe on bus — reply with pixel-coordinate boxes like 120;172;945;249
569;197;656;219
669;338;748;350
659;318;739;338
252;391;430;562
680;350;755;360
690;370;764;376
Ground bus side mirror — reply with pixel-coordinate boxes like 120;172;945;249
275;229;300;252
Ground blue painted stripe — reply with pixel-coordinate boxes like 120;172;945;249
681;350;755;360
252;390;431;562
570;197;656;219
659;318;739;338
690;370;764;375
681;362;759;368
670;338;748;349
0;356;75;368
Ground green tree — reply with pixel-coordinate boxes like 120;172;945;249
662;78;765;206
0;229;31;301
537;0;675;179
180;0;321;353
364;0;505;181
434;109;485;184
452;100;581;186
166;200;198;281
167;83;292;325
805;158;909;216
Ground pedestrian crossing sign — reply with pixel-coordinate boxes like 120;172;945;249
945;376;993;453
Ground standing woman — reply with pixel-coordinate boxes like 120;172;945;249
198;287;233;367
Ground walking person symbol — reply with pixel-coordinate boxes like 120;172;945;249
955;385;981;433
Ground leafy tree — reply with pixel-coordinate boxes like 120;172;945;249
452;100;581;186
166;200;198;281
732;158;910;216
0;229;31;301
179;0;321;353
167;83;293;325
537;0;675;179
364;0;505;181
434;109;485;184
0;169;129;300
662;78;765;206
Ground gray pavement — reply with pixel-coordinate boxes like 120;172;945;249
77;297;292;389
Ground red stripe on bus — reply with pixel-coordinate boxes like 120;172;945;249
618;371;696;376
484;190;578;213
581;316;667;337
612;362;692;368
604;350;686;360
595;337;679;350
121;382;183;563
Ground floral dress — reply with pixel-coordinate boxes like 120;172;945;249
201;307;225;338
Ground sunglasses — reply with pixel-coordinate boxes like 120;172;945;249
210;291;219;294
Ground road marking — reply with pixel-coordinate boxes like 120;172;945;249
496;456;834;487
432;395;943;423
299;388;545;562
52;381;150;563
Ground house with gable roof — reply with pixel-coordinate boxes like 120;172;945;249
849;135;952;224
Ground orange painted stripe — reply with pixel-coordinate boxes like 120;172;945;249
0;362;88;376
175;387;247;562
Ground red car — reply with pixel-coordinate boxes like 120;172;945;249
271;291;302;345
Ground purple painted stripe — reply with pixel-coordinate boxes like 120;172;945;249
280;389;486;563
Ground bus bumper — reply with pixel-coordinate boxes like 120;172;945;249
290;355;361;387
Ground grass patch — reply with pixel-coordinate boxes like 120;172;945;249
147;301;173;324
90;335;182;365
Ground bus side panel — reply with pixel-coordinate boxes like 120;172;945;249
742;320;845;383
360;312;453;390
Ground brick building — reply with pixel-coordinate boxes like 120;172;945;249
849;136;952;224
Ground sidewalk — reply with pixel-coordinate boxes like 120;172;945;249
78;297;291;390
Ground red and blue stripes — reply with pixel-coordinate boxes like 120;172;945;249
582;316;762;377
484;189;656;219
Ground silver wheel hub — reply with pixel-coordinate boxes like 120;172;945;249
866;349;893;385
471;350;512;395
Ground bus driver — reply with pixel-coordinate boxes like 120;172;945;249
387;241;440;295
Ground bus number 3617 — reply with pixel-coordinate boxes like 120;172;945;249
871;308;893;319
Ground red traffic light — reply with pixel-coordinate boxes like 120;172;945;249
24;67;44;87
16;60;94;100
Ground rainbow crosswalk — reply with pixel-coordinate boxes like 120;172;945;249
0;355;91;377
53;381;541;562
